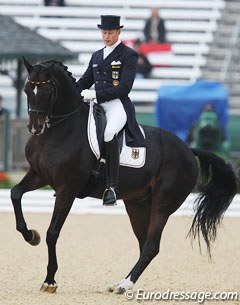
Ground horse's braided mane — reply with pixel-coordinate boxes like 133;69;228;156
42;60;79;88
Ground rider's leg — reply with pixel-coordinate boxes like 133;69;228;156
103;135;119;205
101;99;127;206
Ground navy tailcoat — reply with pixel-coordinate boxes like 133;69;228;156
77;42;146;147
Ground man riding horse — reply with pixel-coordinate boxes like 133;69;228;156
77;15;145;206
13;27;238;294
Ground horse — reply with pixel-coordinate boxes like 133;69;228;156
11;58;238;294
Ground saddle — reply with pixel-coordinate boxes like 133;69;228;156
88;101;146;167
77;101;146;199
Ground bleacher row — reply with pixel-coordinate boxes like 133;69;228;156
0;0;225;114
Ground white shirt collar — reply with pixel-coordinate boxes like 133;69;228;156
103;39;121;59
106;38;121;50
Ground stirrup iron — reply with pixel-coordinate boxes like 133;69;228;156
102;187;117;206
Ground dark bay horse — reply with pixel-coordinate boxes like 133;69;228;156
11;58;238;294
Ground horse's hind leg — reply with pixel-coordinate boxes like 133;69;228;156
111;184;184;293
126;209;169;288
115;212;169;293
11;167;46;245
108;195;152;292
125;195;152;253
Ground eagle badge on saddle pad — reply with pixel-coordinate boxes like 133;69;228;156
132;148;139;159
87;101;146;168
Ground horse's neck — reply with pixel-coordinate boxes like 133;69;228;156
53;67;80;113
50;66;89;136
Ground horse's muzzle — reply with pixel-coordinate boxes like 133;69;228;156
28;113;48;135
27;123;46;135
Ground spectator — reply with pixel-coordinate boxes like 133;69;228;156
144;7;166;43
44;0;65;6
133;39;152;78
187;103;230;160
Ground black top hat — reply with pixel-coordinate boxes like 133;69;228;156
97;15;124;30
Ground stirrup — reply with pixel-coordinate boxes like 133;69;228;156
102;187;117;206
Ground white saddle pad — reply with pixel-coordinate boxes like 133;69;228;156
87;101;146;168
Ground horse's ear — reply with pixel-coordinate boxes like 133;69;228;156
22;56;33;73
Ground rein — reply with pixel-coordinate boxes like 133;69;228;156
45;107;81;128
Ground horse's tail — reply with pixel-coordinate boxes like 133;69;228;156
188;148;239;256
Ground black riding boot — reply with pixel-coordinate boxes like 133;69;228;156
102;136;119;206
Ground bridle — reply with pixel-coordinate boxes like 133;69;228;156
27;78;55;116
27;78;80;130
28;79;51;85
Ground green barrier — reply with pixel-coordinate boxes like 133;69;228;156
228;115;240;152
136;112;240;155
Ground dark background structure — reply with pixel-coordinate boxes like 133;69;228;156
0;14;77;116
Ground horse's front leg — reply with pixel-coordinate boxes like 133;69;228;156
40;188;75;293
11;167;46;245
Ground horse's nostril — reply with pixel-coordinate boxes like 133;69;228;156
36;125;43;133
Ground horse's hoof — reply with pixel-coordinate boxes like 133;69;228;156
28;229;41;246
107;279;125;293
107;285;116;293
113;277;134;294
40;282;58;293
107;285;126;294
116;287;126;294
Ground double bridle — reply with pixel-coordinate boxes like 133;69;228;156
27;78;55;116
27;78;80;130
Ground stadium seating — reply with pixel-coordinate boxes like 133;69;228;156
0;0;225;114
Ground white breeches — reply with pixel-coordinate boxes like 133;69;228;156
101;98;127;142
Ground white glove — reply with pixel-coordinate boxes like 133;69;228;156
81;89;97;102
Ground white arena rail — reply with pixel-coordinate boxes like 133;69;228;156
0;189;239;217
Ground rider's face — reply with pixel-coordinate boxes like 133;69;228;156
101;29;121;46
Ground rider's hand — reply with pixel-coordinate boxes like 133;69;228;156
81;89;96;102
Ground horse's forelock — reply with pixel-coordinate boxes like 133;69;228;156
31;63;49;75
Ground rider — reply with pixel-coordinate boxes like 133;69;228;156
77;15;145;206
